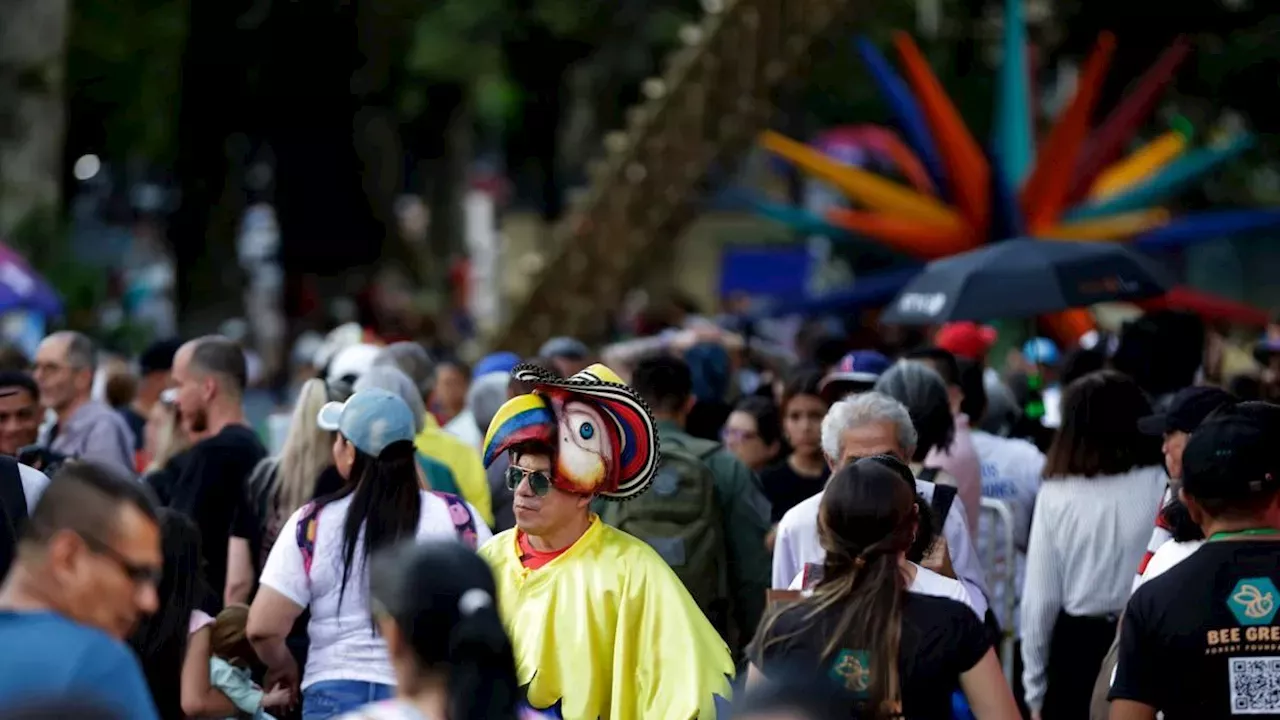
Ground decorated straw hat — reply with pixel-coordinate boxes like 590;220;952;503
483;363;659;502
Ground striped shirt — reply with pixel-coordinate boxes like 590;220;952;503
1019;465;1166;713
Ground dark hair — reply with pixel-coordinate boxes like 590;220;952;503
0;371;38;402
26;461;158;547
873;362;955;462
104;372;137;409
1060;347;1106;388
1111;310;1205;398
129;509;212;719
1043;371;1161;478
370;540;520;720
781;367;825;411
508;357;560;396
1159;496;1204;544
859;455;939;564
733;396;783;447
318;440;422;621
437;357;472;379
139;338;183;376
0;343;30;373
189;336;248;395
1228;374;1263;402
631;355;693;415
759;460;917;717
956;359;987;424
905;346;959;387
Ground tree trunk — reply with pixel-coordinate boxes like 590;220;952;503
168;0;258;333
0;0;69;237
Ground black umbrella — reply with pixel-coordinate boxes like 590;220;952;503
880;239;1172;325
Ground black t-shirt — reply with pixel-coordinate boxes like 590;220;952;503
119;407;146;451
152;425;266;598
750;592;990;717
1112;540;1280;718
760;460;830;523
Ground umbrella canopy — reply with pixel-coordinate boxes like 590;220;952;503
0;243;61;318
881;238;1170;325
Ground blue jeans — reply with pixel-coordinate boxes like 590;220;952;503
302;680;395;720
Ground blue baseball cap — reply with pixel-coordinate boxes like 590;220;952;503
1022;337;1060;366
317;388;417;456
473;352;521;379
819;350;892;402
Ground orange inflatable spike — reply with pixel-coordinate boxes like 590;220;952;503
880;132;937;195
826;208;976;260
1040;308;1097;349
760;131;963;228
892;32;991;236
1022;32;1116;231
1033;208;1171;242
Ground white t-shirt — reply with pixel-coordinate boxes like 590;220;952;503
18;463;49;515
970;430;1044;636
771;479;990;620
787;562;977;615
259;492;492;689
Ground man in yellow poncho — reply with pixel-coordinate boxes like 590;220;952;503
479;363;734;719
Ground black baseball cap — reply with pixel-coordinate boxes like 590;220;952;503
1137;386;1236;436
1181;410;1280;503
139;338;183;375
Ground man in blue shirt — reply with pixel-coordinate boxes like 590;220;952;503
0;460;162;718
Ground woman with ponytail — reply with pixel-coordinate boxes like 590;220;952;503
748;458;1019;719
335;540;551;720
248;389;492;720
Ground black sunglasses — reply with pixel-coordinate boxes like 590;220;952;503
506;465;553;497
81;533;163;588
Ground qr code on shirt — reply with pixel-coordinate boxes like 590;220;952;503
1229;657;1280;714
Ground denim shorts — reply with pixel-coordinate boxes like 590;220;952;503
301;680;395;720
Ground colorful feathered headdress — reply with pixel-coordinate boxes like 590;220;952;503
482;363;659;501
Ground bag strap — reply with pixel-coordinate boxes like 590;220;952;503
294;501;324;581
432;491;480;549
930;483;958;525
916;466;939;484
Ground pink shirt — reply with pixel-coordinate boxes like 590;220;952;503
925;413;983;540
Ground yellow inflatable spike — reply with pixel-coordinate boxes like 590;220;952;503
1088;132;1187;200
760;130;965;230
1035;208;1172;242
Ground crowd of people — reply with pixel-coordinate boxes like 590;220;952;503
0;308;1277;720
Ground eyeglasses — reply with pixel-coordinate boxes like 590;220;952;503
721;428;760;443
506;465;553;497
80;533;163;588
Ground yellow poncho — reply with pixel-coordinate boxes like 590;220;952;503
479;516;735;719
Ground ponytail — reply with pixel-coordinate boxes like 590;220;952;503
407;588;519;720
756;461;916;719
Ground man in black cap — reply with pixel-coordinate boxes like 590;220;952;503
1110;404;1280;719
1132;386;1236;583
122;339;183;451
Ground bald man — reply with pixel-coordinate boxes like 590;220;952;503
33;332;135;476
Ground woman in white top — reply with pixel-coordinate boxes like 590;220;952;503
248;389;491;720
1020;371;1165;720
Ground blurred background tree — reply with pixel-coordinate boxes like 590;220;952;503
0;0;1274;332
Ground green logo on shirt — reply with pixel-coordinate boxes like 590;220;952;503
829;649;872;696
1228;577;1279;626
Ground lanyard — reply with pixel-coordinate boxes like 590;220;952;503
1209;528;1280;542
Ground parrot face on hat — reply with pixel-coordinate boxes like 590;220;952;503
547;394;620;495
